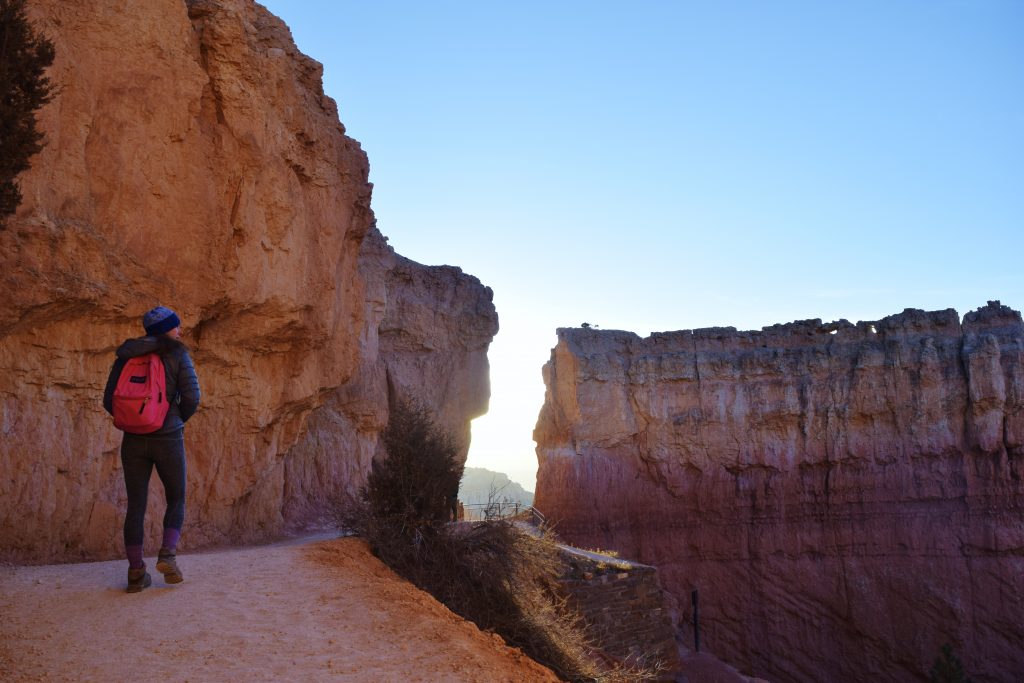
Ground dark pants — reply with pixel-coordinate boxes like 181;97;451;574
121;431;186;547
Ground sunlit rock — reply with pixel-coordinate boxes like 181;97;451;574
0;0;497;562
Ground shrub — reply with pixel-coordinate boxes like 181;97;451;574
0;0;55;226
362;399;461;542
929;644;972;683
343;400;662;682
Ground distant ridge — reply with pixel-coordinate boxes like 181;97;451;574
460;467;534;508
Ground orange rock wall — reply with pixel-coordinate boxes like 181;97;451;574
534;303;1024;682
0;0;496;561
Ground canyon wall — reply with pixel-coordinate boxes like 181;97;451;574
534;303;1024;682
276;227;497;530
0;0;496;562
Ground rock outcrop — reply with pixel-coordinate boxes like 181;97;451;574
276;227;497;529
0;0;496;562
534;302;1024;682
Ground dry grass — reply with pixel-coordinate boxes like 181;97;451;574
347;511;663;682
339;400;664;681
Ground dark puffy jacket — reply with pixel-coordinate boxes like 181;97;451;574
103;336;201;435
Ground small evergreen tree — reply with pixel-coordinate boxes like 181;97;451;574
929;644;972;683
363;399;462;541
341;399;665;681
0;0;55;227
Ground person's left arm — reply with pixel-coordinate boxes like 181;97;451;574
176;349;201;421
102;358;125;416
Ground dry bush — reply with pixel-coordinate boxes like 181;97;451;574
423;521;605;681
341;400;664;682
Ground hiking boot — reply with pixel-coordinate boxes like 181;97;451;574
126;565;152;593
156;549;183;584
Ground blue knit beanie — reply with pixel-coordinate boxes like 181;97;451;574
143;306;181;336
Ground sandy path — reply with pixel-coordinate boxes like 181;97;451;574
0;536;559;682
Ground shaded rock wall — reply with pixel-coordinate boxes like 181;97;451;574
0;0;496;562
534;302;1024;682
277;227;497;528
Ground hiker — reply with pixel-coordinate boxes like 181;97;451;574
103;306;201;593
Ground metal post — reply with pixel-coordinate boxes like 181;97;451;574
692;589;700;653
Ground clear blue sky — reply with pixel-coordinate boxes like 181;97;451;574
261;1;1023;489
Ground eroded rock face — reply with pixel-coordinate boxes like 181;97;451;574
277;227;497;528
0;0;496;561
534;302;1024;683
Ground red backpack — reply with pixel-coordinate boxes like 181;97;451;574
112;353;169;434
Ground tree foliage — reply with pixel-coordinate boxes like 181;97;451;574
0;0;55;226
929;644;972;683
363;399;461;541
343;399;664;681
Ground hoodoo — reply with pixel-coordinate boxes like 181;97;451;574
0;0;497;562
534;302;1024;682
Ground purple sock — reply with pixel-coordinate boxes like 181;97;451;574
126;544;144;569
162;527;181;552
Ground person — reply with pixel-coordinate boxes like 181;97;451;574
103;306;201;593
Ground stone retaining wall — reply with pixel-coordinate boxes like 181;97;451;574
559;546;681;679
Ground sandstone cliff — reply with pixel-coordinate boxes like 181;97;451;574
276;227;497;529
534;302;1023;682
0;0;496;562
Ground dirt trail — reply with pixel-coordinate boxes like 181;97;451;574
0;536;559;682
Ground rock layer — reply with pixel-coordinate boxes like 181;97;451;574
534;302;1024;682
0;0;496;562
